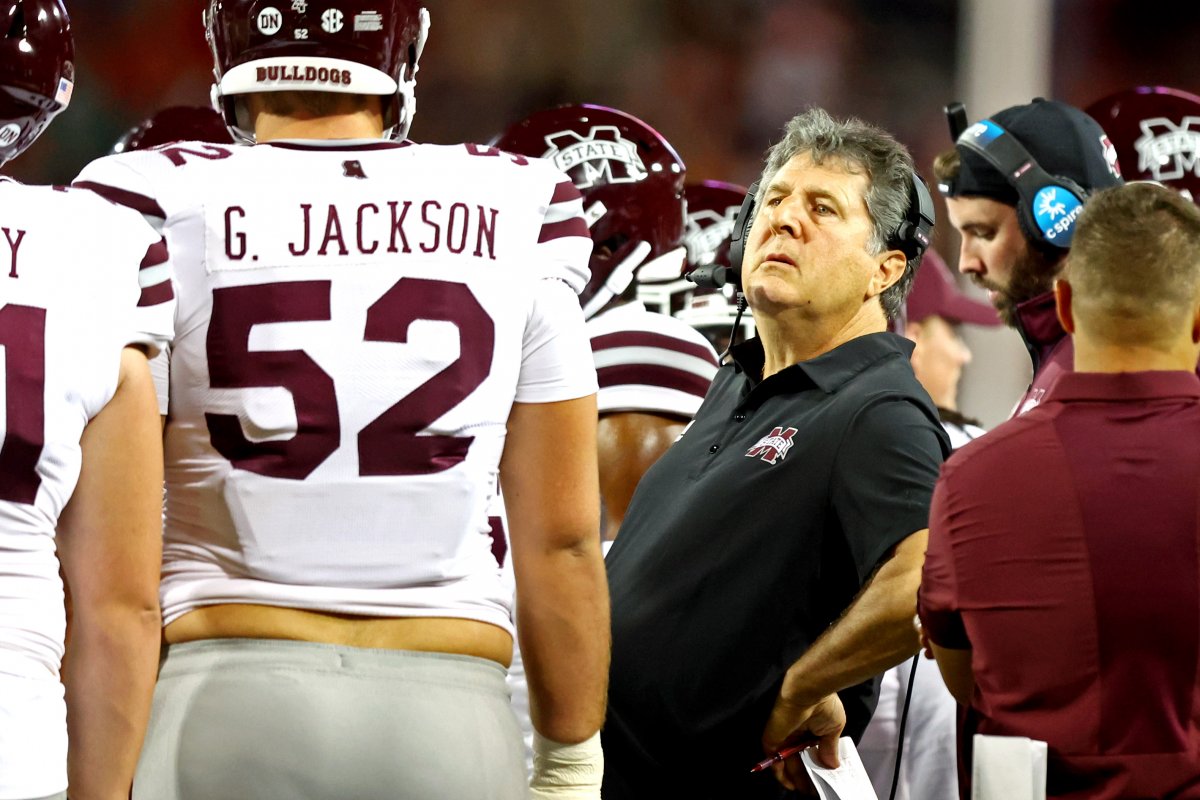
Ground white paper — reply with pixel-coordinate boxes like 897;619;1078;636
801;738;880;800
971;734;1048;800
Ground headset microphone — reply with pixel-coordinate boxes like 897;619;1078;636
685;264;729;289
945;101;969;142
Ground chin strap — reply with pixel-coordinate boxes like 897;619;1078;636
580;241;652;320
392;8;430;141
634;246;690;314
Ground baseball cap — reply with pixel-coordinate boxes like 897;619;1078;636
906;249;1001;327
946;98;1124;203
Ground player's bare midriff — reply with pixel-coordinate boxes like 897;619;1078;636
164;604;515;667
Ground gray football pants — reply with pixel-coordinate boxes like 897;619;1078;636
133;638;527;800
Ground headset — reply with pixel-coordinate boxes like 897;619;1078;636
687;169;935;355
944;101;1087;251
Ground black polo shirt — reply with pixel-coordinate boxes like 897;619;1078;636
603;332;950;799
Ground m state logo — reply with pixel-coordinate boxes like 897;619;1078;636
1134;116;1200;184
684;204;740;266
745;426;798;465
542;125;648;190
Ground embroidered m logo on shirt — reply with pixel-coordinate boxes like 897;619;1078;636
745;426;798;465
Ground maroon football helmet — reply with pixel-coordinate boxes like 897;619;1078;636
671;181;755;349
494;104;687;319
204;0;429;141
0;0;73;167
1086;86;1200;202
113;105;235;154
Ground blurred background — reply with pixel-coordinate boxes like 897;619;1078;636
19;0;1200;425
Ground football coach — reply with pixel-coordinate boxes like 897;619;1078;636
602;107;951;799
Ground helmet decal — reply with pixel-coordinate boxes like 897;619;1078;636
1133;117;1200;182
494;104;687;317
1086;86;1200;203
684;204;740;268
542;126;649;189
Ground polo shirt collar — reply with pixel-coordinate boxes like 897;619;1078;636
730;332;916;393
1046;370;1200;404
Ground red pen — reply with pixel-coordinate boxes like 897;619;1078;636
749;735;820;773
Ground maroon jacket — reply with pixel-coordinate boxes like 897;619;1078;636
1011;290;1073;417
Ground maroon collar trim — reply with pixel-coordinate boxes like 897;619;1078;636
1047;370;1200;404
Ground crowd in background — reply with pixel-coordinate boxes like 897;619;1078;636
11;0;1198;427
16;0;1198;185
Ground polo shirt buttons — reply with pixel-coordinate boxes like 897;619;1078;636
733;413;747;422
709;443;721;454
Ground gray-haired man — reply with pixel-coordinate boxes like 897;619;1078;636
602;108;950;798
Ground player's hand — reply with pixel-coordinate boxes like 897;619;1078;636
529;731;603;799
761;691;845;792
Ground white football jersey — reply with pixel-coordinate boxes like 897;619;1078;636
74;140;596;633
0;179;171;798
588;299;719;418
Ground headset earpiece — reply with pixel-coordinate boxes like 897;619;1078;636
726;181;759;291
890;172;935;260
953;116;1088;250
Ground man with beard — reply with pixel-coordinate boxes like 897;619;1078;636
934;99;1123;415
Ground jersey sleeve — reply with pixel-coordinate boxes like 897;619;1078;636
73;154;167;235
515;277;598;404
831;396;946;581
590;321;719;418
74;156;176;358
530;163;592;293
127;230;175;358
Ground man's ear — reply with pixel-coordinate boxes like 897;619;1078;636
869;249;908;299
1192;301;1200;345
1054;279;1075;335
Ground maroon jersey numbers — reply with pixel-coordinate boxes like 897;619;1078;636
464;144;529;166
158;144;234;168
206;278;495;480
0;304;46;504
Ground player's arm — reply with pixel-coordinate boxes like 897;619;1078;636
503;394;609;799
597;410;685;541
57;347;164;800
503;394;608;742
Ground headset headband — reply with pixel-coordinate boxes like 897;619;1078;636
698;170;933;291
947;105;1088;250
